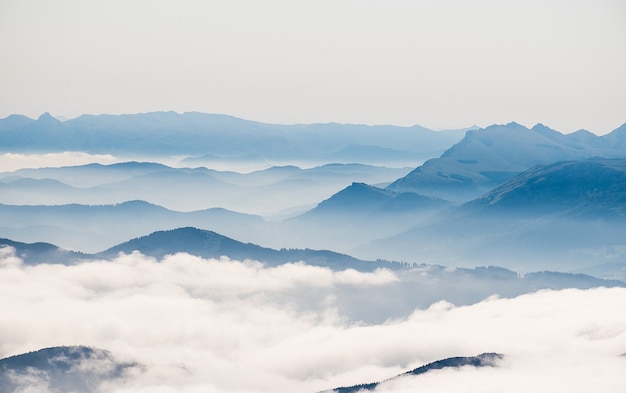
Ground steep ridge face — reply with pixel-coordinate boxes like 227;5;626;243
281;183;450;252
386;122;626;202
466;158;626;218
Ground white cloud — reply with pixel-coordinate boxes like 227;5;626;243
370;354;626;393
0;249;625;392
0;152;120;171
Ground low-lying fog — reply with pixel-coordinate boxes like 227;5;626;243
1;248;624;393
0;153;415;217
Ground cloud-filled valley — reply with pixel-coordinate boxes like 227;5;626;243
1;248;625;393
3;0;626;389
1;112;625;392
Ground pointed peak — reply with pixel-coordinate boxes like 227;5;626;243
36;112;62;123
531;123;559;134
504;121;528;130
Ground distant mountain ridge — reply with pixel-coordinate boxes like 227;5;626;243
98;227;394;271
0;161;412;215
357;158;626;272
387;122;626;201
280;182;450;252
0;227;398;271
0;111;465;164
0;200;270;253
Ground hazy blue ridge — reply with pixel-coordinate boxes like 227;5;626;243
0;161;413;214
97;227;397;271
0;111;465;162
386;122;626;202
355;158;626;272
464;158;626;218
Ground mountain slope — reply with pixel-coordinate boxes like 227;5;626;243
387;122;626;201
280;183;450;252
356;158;626;271
0;346;137;393
98;227;394;271
325;353;503;393
466;158;626;218
0;201;270;253
0;238;88;264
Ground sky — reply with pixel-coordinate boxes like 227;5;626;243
1;249;626;392
0;0;625;134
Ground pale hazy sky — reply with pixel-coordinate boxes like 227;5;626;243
1;0;624;134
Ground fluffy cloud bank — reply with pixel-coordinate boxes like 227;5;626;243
0;152;121;171
0;249;625;392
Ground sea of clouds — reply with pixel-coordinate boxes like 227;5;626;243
0;152;121;171
1;247;625;392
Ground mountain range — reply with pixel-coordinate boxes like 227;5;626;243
98;227;392;271
2;115;626;278
2;158;625;275
0;111;466;165
0;200;269;253
2;227;623;291
0;162;411;216
355;158;626;272
387;122;626;201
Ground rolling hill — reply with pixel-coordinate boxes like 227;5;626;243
98;227;394;271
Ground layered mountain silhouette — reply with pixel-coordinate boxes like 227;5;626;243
324;353;503;393
0;227;397;271
2;229;623;303
0;111;465;164
0;162;411;215
0;238;88;264
466;158;626;218
280;182;450;251
0;200;270;253
0;346;137;393
387;122;626;201
357;158;626;272
98;227;393;271
3;158;625;274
